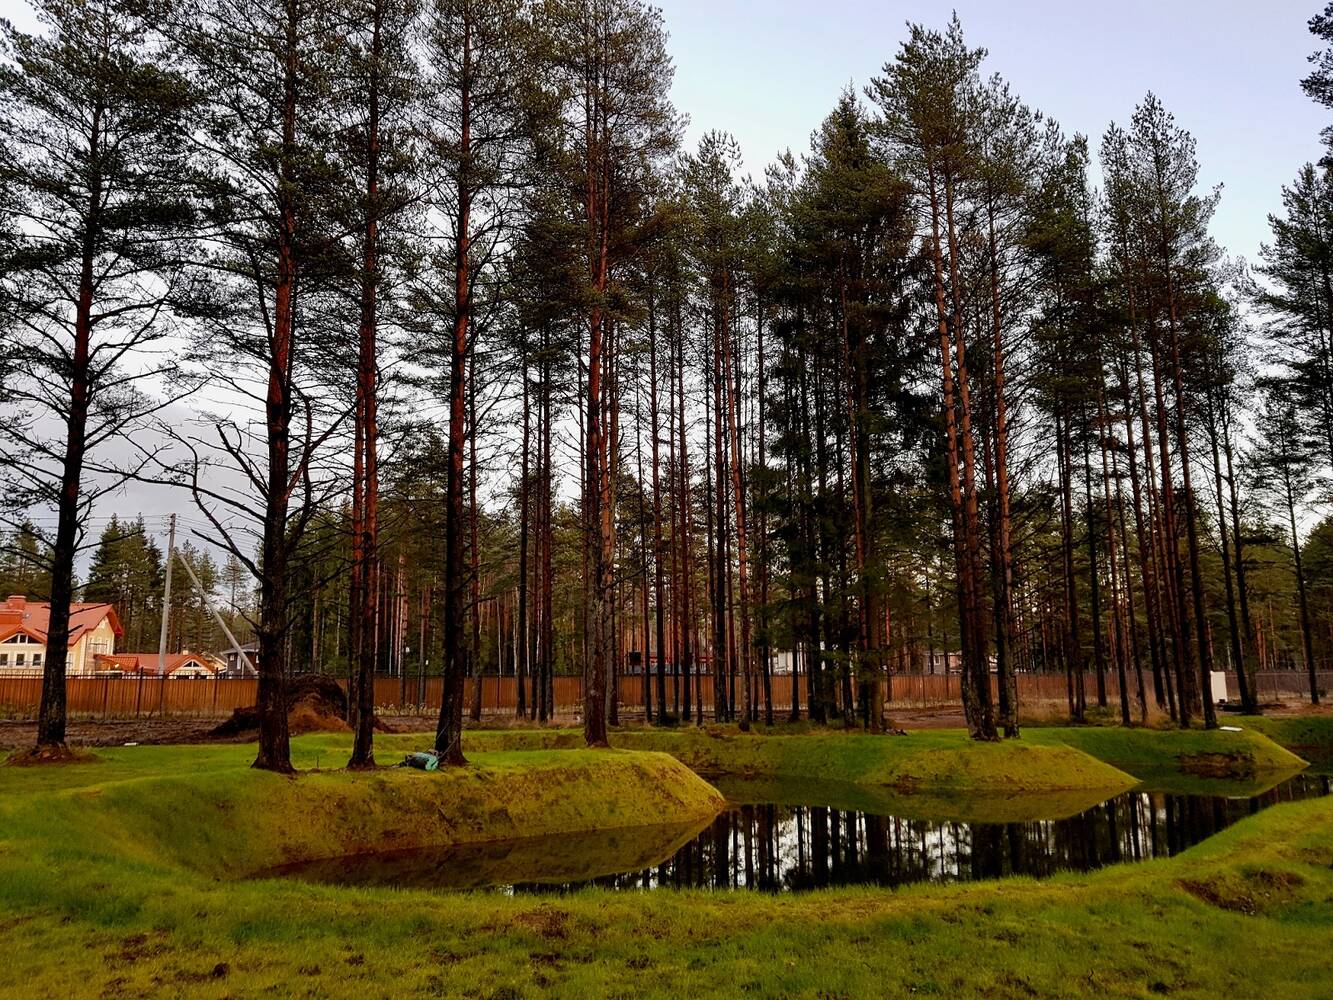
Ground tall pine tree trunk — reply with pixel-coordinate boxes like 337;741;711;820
349;0;384;769
435;13;471;765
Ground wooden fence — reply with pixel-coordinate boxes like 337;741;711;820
1;669;1328;721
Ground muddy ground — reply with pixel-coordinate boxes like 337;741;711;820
0;709;968;750
2;703;1325;751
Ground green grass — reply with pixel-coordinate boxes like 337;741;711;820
0;738;724;879
1243;715;1333;773
461;722;1306;795
0;733;1330;998
1022;723;1309;794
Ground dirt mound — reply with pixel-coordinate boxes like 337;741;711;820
5;744;101;766
211;674;363;738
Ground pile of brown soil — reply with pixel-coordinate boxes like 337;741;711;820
5;744;101;766
211;675;372;738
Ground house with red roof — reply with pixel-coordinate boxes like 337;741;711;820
91;651;222;679
0;595;122;676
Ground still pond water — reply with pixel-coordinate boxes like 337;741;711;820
261;773;1330;894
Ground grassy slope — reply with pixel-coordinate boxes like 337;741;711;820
1243;715;1333;773
0;741;723;879
0;736;1330;998
1023;724;1309;794
461;727;1141;792
461;723;1305;794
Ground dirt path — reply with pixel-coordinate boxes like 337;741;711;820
0;718;224;751
3;702;1326;752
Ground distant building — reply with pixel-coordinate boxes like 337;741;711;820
91;651;224;679
223;642;259;677
0;595;121;676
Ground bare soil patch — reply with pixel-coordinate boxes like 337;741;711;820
0;719;222;751
4;744;101;766
1177;868;1306;915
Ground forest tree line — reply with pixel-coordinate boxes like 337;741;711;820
5;0;1333;769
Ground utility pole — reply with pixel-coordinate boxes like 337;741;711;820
175;546;254;676
157;514;176;676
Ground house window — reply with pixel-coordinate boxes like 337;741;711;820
32;653;42;667
0;654;7;667
15;654;25;668
10;634;29;644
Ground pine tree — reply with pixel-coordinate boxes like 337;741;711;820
539;0;679;746
419;0;531;764
869;16;997;740
83;516;165;650
0;0;198;753
176;0;345;772
1250;389;1321;704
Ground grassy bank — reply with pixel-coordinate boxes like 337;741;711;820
0;735;1329;998
0;739;723;879
1023;724;1308;794
1244;714;1333;773
461;723;1303;794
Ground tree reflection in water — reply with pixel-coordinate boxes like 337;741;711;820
511;773;1330;895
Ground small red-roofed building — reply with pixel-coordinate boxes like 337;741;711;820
92;651;222;679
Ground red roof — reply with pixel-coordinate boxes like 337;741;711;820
0;596;122;646
94;652;219;677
